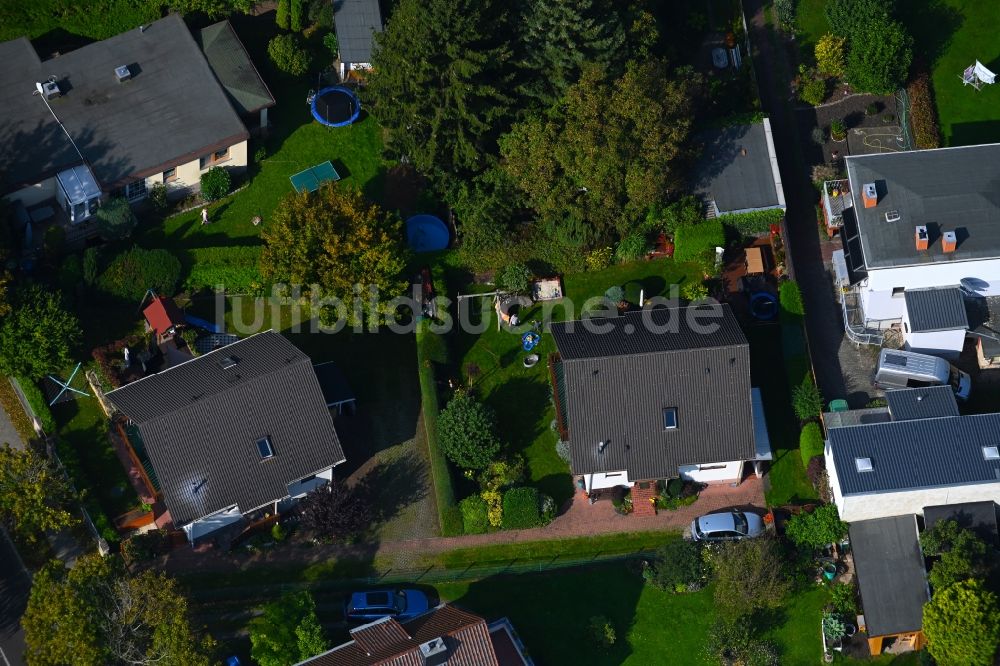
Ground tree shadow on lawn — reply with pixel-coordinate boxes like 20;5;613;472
902;0;965;69
356;451;430;531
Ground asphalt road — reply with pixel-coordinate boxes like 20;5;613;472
0;528;29;666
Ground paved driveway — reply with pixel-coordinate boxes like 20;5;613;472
0;529;29;666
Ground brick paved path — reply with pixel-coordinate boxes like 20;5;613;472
160;477;764;575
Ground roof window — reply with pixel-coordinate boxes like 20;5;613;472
663;408;678;430
855;457;873;473
984;446;1000;461
219;355;238;370
257;437;275;460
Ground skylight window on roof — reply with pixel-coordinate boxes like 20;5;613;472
984;446;1000;461
257;437;275;460
663;408;678;430
855;457;873;473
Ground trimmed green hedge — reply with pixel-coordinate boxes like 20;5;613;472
460;495;489;534
673;220;725;264
14;377;55;434
779;280;804;323
719;208;784;237
98;247;181;301
184;246;263;294
501;487;542;530
416;319;463;536
799;422;825;467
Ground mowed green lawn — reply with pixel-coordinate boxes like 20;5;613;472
452;259;704;506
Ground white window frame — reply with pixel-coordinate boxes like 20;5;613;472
124;179;147;202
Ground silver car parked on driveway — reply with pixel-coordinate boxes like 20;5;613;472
690;510;765;541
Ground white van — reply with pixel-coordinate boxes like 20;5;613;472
874;349;971;401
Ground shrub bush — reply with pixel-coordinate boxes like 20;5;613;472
719;208;784;237
785;504;847;550
588;616;616;648
497;263;531;294
615;232;650;263
673;219;724;266
95;197;137;240
460;495;489;534
501;487;541;530
539;493;556;524
147;183;169;211
799;422;824;467
774;0;794;27
275;0;290;29
792;378;823;421
289;0;303;31
831;581;858;615
585;247;613;271
815;34;846;76
200;166;231;202
98;247;181;301
779;280;804;322
680;281;708;302
799;77;827;106
555;439;571;463
14;377;55;433
645;195;703;236
323;32;338;56
437;390;501;470
908;71;941;150
646;539;705;592
82;247;100;286
268;34;311;75
830;119;846;140
811;127;826;145
604;285;624;304
120;529;167;565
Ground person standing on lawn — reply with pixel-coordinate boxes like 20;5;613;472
201;207;209;225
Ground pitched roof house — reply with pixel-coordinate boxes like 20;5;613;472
106;331;345;544
849;515;930;655
0;15;272;226
825;144;1000;353
824;386;1000;522
550;305;771;500
297;604;532;666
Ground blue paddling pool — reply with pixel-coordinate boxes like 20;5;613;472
406;214;450;252
750;292;778;321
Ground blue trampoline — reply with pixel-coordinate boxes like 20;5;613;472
406;214;450;252
311;86;361;127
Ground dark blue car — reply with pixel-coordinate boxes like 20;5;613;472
344;588;430;624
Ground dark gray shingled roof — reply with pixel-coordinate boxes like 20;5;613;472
195;21;275;115
106;331;345;526
923;501;999;546
551;305;756;479
885;385;959;421
692;122;783;214
0;14;248;193
334;0;383;64
850;516;929;637
845;144;1000;269
904;287;969;332
828;413;1000;496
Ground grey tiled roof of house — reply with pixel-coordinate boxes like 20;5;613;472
827;413;1000;495
884;385;959;421
0;14;248;193
195;21;275;115
845;144;1000;269
334;0;383;64
106;331;345;526
691;121;783;214
849;515;929;637
904;287;969;332
550;305;757;479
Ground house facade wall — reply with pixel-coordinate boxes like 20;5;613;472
860;259;1000;320
182;504;243;542
679;460;744;483
286;465;335;499
143;138;249;198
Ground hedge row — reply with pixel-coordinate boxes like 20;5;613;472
0;378;36;442
719;208;784;237
907;72;941;150
184;246;263;294
779;280;804;323
416;319;463;536
98;247;181;301
14;377;56;434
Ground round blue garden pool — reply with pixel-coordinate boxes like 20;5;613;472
406;214;450;252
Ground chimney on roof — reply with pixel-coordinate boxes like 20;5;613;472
418;637;448;664
942;230;957;253
915;225;928;251
862;183;878;208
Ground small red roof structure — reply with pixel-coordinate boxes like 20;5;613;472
143;296;184;338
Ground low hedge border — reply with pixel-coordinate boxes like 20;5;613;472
416;319;463;536
718;208;784;237
13;376;55;434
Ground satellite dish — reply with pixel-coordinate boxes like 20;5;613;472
960;277;989;293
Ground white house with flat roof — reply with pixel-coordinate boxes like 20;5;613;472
829;144;1000;352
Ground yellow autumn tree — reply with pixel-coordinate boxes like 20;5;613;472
815;33;846;77
260;184;409;325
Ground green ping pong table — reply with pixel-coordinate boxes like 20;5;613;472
289;160;341;193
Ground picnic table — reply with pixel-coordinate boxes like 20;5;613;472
745;246;765;275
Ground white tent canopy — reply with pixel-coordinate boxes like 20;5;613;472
962;60;997;88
